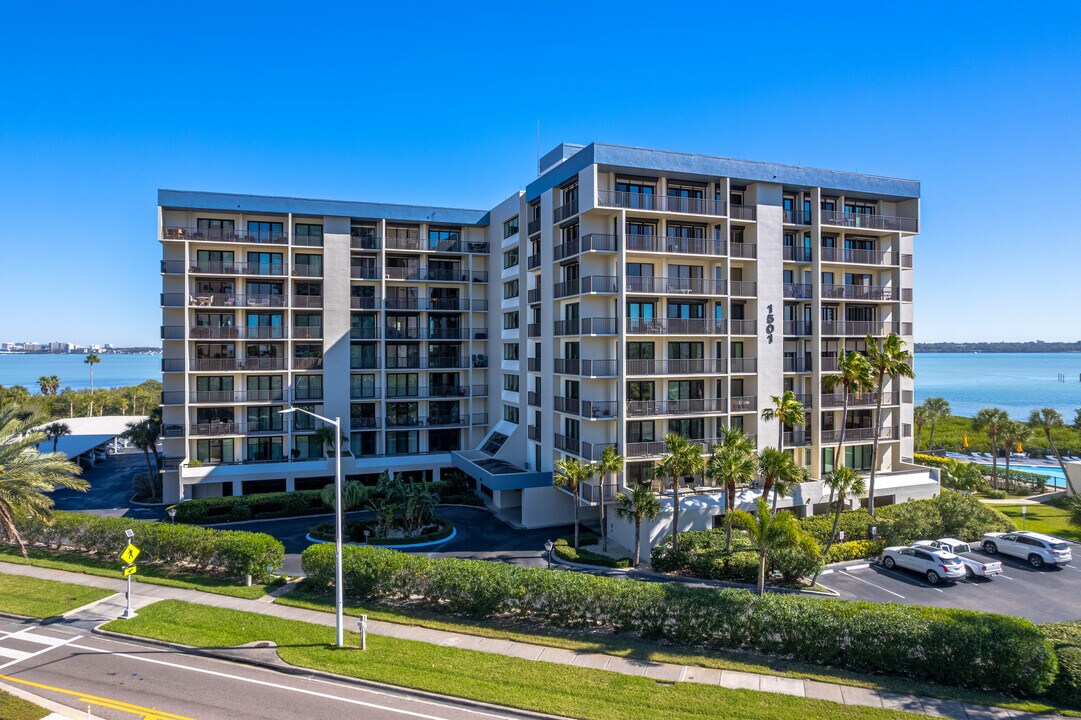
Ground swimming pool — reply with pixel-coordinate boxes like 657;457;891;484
973;463;1066;487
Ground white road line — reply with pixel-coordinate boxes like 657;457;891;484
0;647;31;661
0;635;80;671
66;641;519;720
839;571;905;599
844;563;870;571
998;574;1013;580
7;629;70;647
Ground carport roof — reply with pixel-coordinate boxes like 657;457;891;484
35;415;147;459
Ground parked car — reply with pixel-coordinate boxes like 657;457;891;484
914;538;1003;578
881;546;967;585
93;450;108;461
982;531;1073;568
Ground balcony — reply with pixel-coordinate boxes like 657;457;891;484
553;358;578;374
581;317;618;335
173;390;288;404
553;319;578;336
784;320;813;336
580;442;618;462
783;246;813;263
729;357;757;373
553;279;579;298
596;191;724;216
625;234;725;256
581;275;618;294
729;242;757;259
820;426;899;443
187;326;287;340
384;356;471;370
553;199;579;223
730;281;756;297
293;357;324;370
350;296;380;310
292;295;323;309
189;358;287;372
730;204;757;221
821;247;911;266
784;283;812;299
383;298;486;312
527;254;541;270
161;226;288;244
553;433;580;454
528;391;540;407
526;322;540;338
527;287;542;304
190;422;287;437
528;424;541;441
820;321;911;336
627;276;726;295
553;233;618;261
783;431;813;447
292;264;323;278
729;320;757;335
384;327;473;341
821;285;904;302
351;266;381;280
783;356;813;373
627;318;727;335
626;398;724;417
385;415;471;429
350;386;381;400
821;391;899;408
383;267;481;283
527;218;541;236
581;359;618;377
292;327;323;340
163;260;287;276
626;358;727;375
350;233;381;251
581;400;618;419
553;396;580;415
730;396;758;412
162;293;288;308
782;210;811;225
384;237;490;254
350;357;382;370
821;209;917;233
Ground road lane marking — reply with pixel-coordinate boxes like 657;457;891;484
67;641;520;720
0;647;30;661
0;629;82;671
839;571;905;599
0;673;195;720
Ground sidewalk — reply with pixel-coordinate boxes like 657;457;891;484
0;561;1066;720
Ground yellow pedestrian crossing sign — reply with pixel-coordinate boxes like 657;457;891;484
123;565;137;577
120;543;140;565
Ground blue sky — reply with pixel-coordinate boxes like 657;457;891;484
1;2;1078;346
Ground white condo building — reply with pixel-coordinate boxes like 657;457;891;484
159;142;936;549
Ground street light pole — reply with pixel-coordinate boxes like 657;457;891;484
281;406;344;648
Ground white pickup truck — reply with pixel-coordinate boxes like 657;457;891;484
914;538;1004;578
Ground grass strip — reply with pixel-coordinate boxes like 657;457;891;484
0;572;112;618
0;546;281;600
0;689;48;720
992;502;1081;542
104;599;923;720
275;582;1075;717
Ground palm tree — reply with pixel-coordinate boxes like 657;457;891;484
1029;408;1079;496
819;465;866;571
923;397;951;451
312;426;347;457
758;446;804;514
1000;420;1031;492
705;426;757;552
0;406;87;556
614;485;661;567
121;418;161;494
596;445;624;552
37;376;60;396
914;405;930;452
320;480;369;512
820;348;873;470
761;391;805;453
973;408;1009;489
729;498;801;594
655;432;705;552
554;456;596;549
864;333;914;515
42;422;71;453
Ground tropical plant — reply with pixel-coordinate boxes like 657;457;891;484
121;418;161;498
1030;408;1080;496
973;407;1010;489
37;376;60;396
999;420;1031;488
758;446;805;514
0;406;87;555
553;457;596;549
367;495;398;538
614;484;661;567
729;498;802;594
319;480;369;512
1075;408;1081;430
914;405;930;452
655;432;704;552
596;445;624;551
818;465;866;577
760;390;805;453
705;426;757;551
401;481;440;534
42;422;71;453
820;348;873;470
311;425;341;457
864;333;914;515
923;397;951;451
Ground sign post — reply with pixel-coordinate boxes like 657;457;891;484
119;530;140;619
1022;506;1027;530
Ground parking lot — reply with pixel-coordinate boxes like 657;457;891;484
823;543;1081;623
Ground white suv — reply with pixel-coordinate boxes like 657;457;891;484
982;531;1072;568
881;546;967;585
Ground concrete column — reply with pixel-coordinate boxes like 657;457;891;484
753;183;784;449
810;188;824;478
322;217;352;448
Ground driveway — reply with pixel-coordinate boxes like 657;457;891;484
822;545;1081;623
51;447;164;520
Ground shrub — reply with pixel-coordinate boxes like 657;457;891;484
799;509;875;544
13;511;284;581
310;519;453;546
826;540;886;564
553;539;631;569
1042;621;1081;708
875;491;1014;546
301;544;1057;695
982;488;1008;500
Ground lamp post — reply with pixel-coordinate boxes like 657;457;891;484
544;539;554;570
281;407;344;648
167;507;177;523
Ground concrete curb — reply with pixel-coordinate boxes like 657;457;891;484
304;526;457;550
0;678;85;720
550;552;633;573
186;502;490;529
128;494;168;507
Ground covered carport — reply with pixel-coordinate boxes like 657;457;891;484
36;415;148;469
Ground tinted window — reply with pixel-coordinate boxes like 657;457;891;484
1050;542;1070;551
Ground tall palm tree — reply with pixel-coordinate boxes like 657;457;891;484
596;445;624;552
37;376;59;396
706;426;757;552
914;405;930;452
1000;420;1031;491
655;432;704;552
973;407;1009;489
42;422;71;453
864;333;914;515
729;498;801;595
761;390;805;453
0;406;87;556
84;354;100;391
121;418;161;494
1029;408;1079;496
820;348;873;470
554;456;596;549
614;485;661;567
818;465;866;574
923;397;951;451
758;446;804;514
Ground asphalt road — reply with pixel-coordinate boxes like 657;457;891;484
0;618;550;720
51;448;164;520
823;547;1081;623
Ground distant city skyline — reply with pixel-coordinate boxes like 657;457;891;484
1;2;1078;344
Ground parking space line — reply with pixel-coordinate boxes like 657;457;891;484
839;571;905;599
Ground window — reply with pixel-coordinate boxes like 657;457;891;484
503;248;519;269
503;374;519;392
627;381;655;401
503;343;519;361
294;223;323;246
197;218;236;241
196;438;234;464
294;374;323;401
628;421;655;443
503;405;520;424
503;279;519;299
247;437;283;462
386;431;419;455
387;373;419;398
627;342;655;359
428;228;460;250
845;444;874;471
294;253;323;276
503;311;519;330
503;216;519;238
293;435;321;460
247;221;284;242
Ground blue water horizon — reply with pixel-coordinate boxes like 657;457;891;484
0;353;162;392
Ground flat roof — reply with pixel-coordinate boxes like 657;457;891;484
526;143;921;202
34;415;148;459
158;189;490;226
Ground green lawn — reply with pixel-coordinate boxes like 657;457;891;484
0;546;282;600
104;599;924;720
276;583;1074;717
0;572;112;618
0;690;48;720
993;501;1081;542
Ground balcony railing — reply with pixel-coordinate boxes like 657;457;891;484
553;279;580;298
730;204;757;221
784;320;813;336
820;426;899;443
596;191;724;216
350;357;382;370
384;356;471;370
527;254;541;270
528;391;540;407
350;266;381;280
729;242;757;259
187;326;287;340
783;356;813;373
292;264;323;278
384;237;490;254
350;296;380;309
189;422;289;437
385;415;471;428
553;358;577;374
730;396;758;412
162;293;288;308
627;276;726;295
292;295;323;308
350;326;380;340
821;209;917;233
383;267;478;282
163;260;287;276
553;319;579;336
821;391;899;408
626;358;727;375
581;275;618;294
527;287;542;304
820;321;911;336
384;327;473;341
783;431;813;447
553;396;580;415
526;322;540;338
169;390;289;404
783;210;811;225
581;317;618;335
729;320;758;335
820;247;908;266
553;199;579;223
383;298;487;312
626;398;724;417
527;424;541;441
292;327;323;339
350;233;381;251
553;433;580;455
625;234;726;256
161;226;288;244
554;233;618;261
581;359;618;377
527;218;541;235
729;357;757;373
821;284;902;301
627;318;727;335
188;358;287;372
783;246;813;262
784;283;813;299
581;400;618;419
350;385;381;400
580;442;618;462
293;357;324;370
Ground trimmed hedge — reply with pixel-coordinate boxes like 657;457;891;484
172;490;329;524
302;544;1057;695
1041;621;1081;708
14;511;284;582
553;538;631;569
826;540;886;564
800;509;875;545
310;519;454;546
